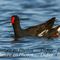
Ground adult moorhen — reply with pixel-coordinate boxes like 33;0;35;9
11;15;56;39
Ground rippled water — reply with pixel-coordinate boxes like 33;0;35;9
0;0;60;60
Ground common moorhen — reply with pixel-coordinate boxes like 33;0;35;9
11;15;56;38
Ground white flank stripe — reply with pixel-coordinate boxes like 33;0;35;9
38;30;48;37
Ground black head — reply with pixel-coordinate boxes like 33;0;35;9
11;15;20;25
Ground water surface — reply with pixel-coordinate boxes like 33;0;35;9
0;0;60;60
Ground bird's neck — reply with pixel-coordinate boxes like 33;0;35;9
13;24;23;38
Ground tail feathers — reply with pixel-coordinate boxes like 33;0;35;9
46;17;56;27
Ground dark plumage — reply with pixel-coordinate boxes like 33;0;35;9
11;15;56;39
43;25;60;38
